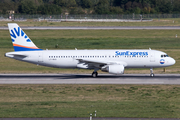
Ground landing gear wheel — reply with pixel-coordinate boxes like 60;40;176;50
92;72;98;78
150;73;154;77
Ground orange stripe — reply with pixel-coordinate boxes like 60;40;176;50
13;43;39;49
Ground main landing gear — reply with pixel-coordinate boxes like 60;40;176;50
92;71;98;78
92;69;98;78
150;68;154;77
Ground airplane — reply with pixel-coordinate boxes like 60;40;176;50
5;23;176;77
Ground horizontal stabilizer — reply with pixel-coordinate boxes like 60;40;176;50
5;52;28;58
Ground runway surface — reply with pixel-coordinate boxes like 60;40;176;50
1;26;180;30
0;74;180;84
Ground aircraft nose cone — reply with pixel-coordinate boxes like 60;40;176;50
172;58;176;65
169;58;176;65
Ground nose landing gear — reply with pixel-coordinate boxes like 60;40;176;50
150;68;154;77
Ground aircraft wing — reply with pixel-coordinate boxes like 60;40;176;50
76;58;127;69
77;59;107;64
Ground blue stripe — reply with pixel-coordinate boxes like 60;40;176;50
10;30;16;38
14;46;42;52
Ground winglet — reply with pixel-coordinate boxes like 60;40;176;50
8;23;42;51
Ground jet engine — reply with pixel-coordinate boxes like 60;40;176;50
101;64;124;74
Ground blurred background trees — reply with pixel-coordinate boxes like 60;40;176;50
0;0;179;14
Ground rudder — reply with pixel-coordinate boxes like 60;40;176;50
8;23;42;51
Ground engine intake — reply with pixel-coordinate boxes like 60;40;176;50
101;65;124;74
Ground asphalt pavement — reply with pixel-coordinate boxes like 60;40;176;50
0;74;180;84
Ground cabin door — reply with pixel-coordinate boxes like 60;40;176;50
38;52;43;62
150;52;155;62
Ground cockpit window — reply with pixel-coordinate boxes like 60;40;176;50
161;54;169;58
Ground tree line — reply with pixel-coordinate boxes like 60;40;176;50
0;0;180;15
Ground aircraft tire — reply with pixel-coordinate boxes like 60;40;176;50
92;72;98;78
150;73;154;77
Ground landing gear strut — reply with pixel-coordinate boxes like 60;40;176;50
150;68;154;77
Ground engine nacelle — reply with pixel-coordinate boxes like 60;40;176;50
101;65;124;74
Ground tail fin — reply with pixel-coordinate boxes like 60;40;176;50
8;23;42;51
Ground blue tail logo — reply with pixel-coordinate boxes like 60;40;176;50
8;23;42;51
10;27;31;43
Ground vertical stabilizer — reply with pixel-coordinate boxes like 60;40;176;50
8;23;42;51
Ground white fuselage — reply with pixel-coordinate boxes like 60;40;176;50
5;49;176;70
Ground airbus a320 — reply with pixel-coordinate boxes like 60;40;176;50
5;23;176;77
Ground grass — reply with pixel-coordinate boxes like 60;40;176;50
1;18;180;27
0;28;180;118
0;85;180;118
0;29;179;74
1;29;180;49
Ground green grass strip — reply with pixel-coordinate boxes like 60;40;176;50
0;85;180;118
